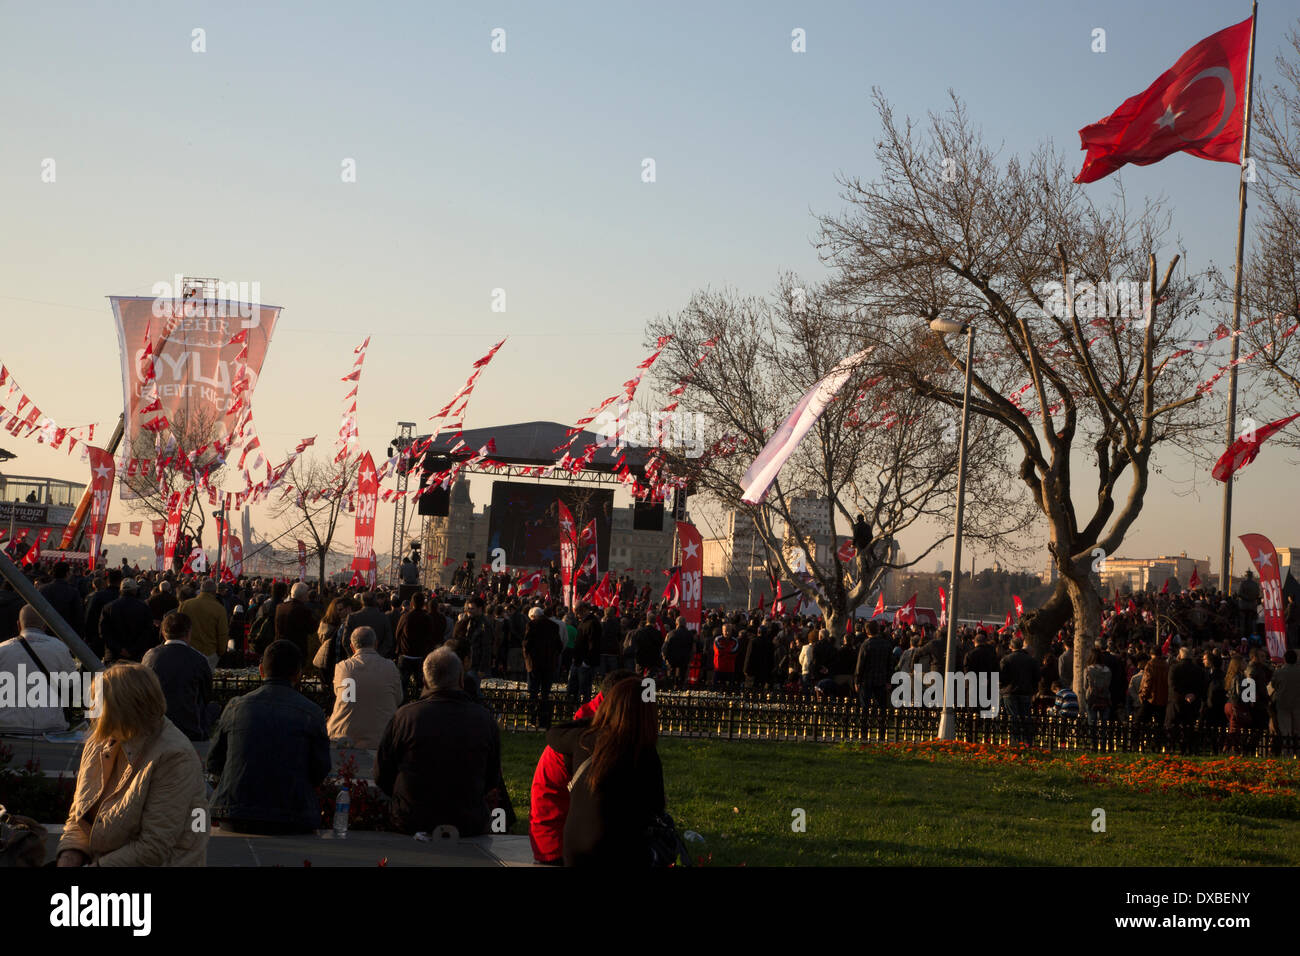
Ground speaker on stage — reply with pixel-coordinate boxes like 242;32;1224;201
418;484;450;517
632;497;664;531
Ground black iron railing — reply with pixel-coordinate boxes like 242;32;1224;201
209;675;1296;758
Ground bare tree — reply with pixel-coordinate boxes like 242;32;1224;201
120;404;229;554
645;275;1030;637
817;92;1215;692
266;452;362;585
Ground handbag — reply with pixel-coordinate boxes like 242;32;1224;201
645;811;691;867
17;638;79;727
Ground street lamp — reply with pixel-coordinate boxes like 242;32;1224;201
930;317;975;741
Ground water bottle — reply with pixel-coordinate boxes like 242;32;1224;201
333;788;350;839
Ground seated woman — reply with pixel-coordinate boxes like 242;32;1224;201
563;676;667;866
57;663;210;867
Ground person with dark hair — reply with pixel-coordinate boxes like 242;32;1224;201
207;640;330;834
38;561;83;637
1083;648;1112;724
524;606;564;729
375;647;502;836
100;577;157;663
633;614;663;676
344;591;396;659
142;611;218;741
562;676;667;866
529;669;635;864
396;590;439;699
83;570;121;657
275;582;319;660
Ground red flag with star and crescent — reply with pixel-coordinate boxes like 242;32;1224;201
351;452;378;576
676;521;703;631
1240;533;1287;661
1212;413;1300;481
1075;16;1253;184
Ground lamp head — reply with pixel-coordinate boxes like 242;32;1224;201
929;318;970;335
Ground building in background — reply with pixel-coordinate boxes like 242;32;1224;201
0;471;86;556
1099;553;1212;594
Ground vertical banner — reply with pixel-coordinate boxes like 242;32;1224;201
557;500;577;606
110;291;281;496
85;446;115;571
152;519;166;572
1240;533;1288;661
226;533;244;578
676;520;703;631
351;452;377;579
163;491;184;566
297;539;307;582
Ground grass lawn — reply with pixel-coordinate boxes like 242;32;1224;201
499;732;1300;866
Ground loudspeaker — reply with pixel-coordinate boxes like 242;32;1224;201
632;498;664;531
418;484;450;516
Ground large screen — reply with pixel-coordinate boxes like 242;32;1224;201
487;482;613;570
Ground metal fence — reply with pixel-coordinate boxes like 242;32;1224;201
209;676;1296;758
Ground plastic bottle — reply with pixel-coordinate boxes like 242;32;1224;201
333;788;350;839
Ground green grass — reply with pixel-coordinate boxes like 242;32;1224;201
499;733;1300;866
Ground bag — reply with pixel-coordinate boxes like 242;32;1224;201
646;811;691;867
311;632;332;671
17;638;78;728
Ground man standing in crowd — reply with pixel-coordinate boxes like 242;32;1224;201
327;626;404;749
180;578;229;671
375;647;502;836
524;606;563;729
275;582;319;660
396;590;440;699
999;636;1040;744
854;623;894;716
208;641;330;835
143;611;217;742
99;577;155;663
633;613;663;676
661;613;694;689
38;562;83;637
345;591;395;659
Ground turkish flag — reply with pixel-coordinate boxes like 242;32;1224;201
1212;413;1300;481
896;593;918;626
837;538;856;562
871;592;885;618
1012;595;1024;618
1075;16;1252;183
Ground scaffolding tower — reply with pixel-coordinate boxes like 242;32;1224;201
387;421;417;586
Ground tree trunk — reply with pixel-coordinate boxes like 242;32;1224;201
1021;578;1072;659
1063;567;1102;697
318;551;327;587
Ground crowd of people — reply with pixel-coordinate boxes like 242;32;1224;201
2;554;1298;867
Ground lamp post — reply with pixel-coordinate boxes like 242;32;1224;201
931;317;975;741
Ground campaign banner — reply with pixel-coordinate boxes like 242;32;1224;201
1240;532;1288;661
110;289;280;494
85;446;115;571
351;452;377;573
163;490;184;567
676;520;703;631
557;500;577;605
0;502;48;524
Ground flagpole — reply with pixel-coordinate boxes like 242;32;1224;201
1219;1;1258;595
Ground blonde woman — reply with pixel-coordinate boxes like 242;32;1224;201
56;663;209;867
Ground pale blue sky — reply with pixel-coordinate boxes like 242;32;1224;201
0;0;1295;574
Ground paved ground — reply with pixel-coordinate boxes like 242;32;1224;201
38;824;539;867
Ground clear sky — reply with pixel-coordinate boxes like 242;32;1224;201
1;0;1295;576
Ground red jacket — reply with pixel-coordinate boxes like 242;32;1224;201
528;694;603;863
714;636;739;673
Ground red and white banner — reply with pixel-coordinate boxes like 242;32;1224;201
350;452;378;576
938;586;948;626
105;523;120;537
110;292;280;492
1013;595;1024;618
676;521;703;631
895;593;918;626
85;446;115;571
557;500;577;605
153;529;165;573
225;532;244;577
128;521;142;537
740;347;874;504
163;490;184;567
1240;532;1288;662
297;539;307;582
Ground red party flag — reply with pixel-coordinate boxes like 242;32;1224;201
1212;413;1300;481
1161;577;1170;594
1075;16;1253;183
1012;595;1024;618
871;591;885;619
1189;566;1201;590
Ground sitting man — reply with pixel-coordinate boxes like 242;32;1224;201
208;640;331;834
0;605;78;736
375;647;501;836
327;626;404;749
142;611;218;741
